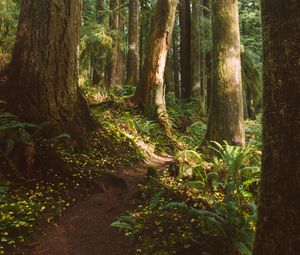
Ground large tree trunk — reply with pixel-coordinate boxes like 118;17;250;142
253;1;300;254
6;0;94;146
206;0;245;145
135;0;178;132
179;0;191;100
126;0;139;85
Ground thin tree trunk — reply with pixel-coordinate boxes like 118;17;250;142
204;0;212;114
206;0;245;145
106;0;125;87
92;0;105;86
7;0;94;147
253;1;300;254
96;0;105;23
126;0;139;85
173;30;181;99
115;1;125;86
179;0;192;100
191;0;202;96
106;0;119;88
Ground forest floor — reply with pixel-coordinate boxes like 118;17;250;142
1;89;261;255
24;154;173;255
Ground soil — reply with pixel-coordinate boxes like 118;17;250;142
24;155;173;255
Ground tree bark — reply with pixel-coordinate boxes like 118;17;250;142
173;30;181;99
191;0;202;96
106;0;125;87
135;0;178;132
206;0;245;145
179;0;191;100
92;0;106;86
115;1;126;86
253;1;300;254
6;0;94;147
126;0;139;85
204;0;212;114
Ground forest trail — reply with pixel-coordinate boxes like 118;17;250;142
26;154;173;255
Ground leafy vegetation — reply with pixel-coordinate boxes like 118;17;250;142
112;106;262;255
0;107;143;254
0;0;19;69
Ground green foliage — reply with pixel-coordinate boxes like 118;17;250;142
113;130;261;254
80;0;127;85
0;0;20;69
241;48;262;111
166;93;200;126
0;110;71;176
93;99;175;154
239;0;262;54
177;121;207;149
113;85;136;97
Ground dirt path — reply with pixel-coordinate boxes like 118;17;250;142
26;155;173;255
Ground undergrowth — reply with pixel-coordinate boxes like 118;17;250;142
0;109;142;254
112;117;262;255
1;86;262;255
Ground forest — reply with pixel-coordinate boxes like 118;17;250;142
0;0;299;254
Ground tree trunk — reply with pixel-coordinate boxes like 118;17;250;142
204;0;212;114
106;0;125;87
165;47;174;94
126;0;139;85
115;1;126;86
96;0;105;23
136;0;178;132
92;0;106;86
179;0;191;100
6;0;94;147
253;1;300;254
173;30;181;99
191;0;202;96
206;0;245;145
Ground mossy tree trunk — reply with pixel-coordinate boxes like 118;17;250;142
253;1;300;254
206;0;245;145
7;0;94;147
179;0;191;100
126;0;139;86
135;0;178;133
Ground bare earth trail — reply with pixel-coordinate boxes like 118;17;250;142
27;155;173;255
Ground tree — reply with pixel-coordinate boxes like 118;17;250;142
179;0;191;100
206;0;245;145
134;0;178;132
191;0;202;96
6;0;94;146
106;0;125;88
253;1;300;254
126;0;140;85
